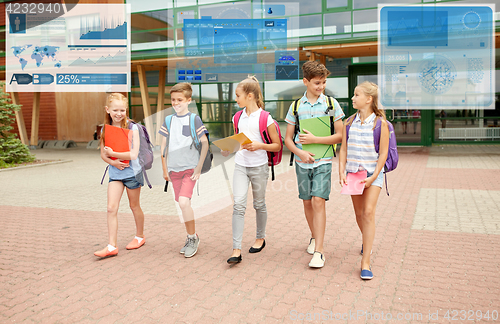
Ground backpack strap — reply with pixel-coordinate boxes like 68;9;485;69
326;95;336;158
100;165;109;185
289;98;301;166
372;117;390;196
259;110;276;181
233;110;243;134
373;117;382;154
189;113;199;148
345;113;357;143
163;115;174;192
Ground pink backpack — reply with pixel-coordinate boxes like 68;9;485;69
233;110;283;181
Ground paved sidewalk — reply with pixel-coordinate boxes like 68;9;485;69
1;145;499;323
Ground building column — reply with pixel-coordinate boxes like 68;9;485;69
30;92;40;146
156;67;166;146
137;64;154;144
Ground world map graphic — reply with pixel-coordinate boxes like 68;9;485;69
11;45;62;71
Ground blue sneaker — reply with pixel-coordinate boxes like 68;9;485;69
360;266;373;280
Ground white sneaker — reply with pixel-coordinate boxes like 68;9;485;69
309;251;325;268
306;238;315;255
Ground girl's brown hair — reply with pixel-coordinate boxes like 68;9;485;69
101;93;129;144
346;81;386;128
237;75;264;109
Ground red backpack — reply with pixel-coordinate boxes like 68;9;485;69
233;110;283;181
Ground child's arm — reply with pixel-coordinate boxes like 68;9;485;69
299;119;343;145
101;144;129;170
160;136;169;181
284;123;315;163
103;129;140;160
338;123;348;187
191;134;208;181
361;120;390;188
241;123;280;153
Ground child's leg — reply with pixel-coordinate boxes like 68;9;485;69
353;186;381;270
309;164;331;253
231;164;250;256
295;164;315;238
125;187;144;238
107;181;125;247
249;164;269;247
311;196;326;253
302;200;315;238
351;195;364;233
178;196;195;235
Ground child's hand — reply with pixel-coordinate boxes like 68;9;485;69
103;146;115;157
297;150;315;163
339;173;347;187
112;159;129;170
361;175;375;188
298;129;316;145
191;166;201;181
163;170;170;181
242;142;262;151
221;150;230;157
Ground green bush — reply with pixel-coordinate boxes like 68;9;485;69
0;82;35;167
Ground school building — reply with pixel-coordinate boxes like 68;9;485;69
1;0;499;147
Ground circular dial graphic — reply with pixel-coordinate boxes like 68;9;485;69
463;11;481;29
221;32;250;62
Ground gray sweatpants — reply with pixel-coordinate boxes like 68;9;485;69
232;163;269;249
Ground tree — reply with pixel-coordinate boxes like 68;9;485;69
0;83;35;168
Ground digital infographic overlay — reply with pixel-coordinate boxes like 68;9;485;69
6;3;131;92
378;5;495;109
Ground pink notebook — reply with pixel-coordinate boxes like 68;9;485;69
340;170;367;195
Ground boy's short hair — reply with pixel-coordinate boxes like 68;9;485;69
170;82;192;99
302;61;331;81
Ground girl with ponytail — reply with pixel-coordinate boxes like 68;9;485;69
221;76;281;264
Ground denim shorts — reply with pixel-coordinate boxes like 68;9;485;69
295;163;332;201
109;174;144;190
347;170;384;189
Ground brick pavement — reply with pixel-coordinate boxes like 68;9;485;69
1;145;499;323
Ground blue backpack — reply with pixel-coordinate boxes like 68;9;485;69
345;114;399;196
164;113;213;174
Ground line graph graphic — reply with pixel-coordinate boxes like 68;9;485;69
275;65;298;80
69;50;126;67
387;10;448;46
80;16;127;40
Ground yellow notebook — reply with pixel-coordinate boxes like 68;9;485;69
213;133;252;153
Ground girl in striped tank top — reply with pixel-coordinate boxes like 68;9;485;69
338;81;390;280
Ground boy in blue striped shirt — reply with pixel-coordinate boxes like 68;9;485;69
284;61;344;268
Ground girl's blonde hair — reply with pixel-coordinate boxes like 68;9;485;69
346;81;386;128
101;93;129;144
237;75;264;109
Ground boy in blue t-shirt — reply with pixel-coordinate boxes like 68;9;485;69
284;61;344;268
159;82;209;258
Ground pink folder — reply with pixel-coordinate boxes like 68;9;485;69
340;170;367;195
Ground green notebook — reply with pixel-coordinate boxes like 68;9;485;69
299;116;336;159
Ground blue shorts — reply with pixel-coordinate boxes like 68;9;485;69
295;163;332;201
347;170;384;189
109;174;144;190
368;171;384;188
